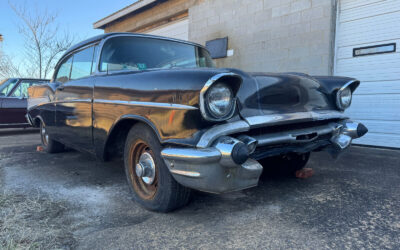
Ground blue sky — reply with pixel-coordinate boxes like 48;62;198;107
0;0;135;72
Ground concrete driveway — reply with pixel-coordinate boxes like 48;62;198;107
1;129;399;249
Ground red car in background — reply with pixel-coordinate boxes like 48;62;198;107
0;78;49;128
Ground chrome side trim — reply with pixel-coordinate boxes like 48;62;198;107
245;110;348;128
93;99;198;110
169;169;201;178
54;99;92;104
254;123;340;146
161;148;221;163
197;120;250;148
199;72;241;122
0;123;30;126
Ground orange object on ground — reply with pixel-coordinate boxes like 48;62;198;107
36;145;44;152
295;168;314;179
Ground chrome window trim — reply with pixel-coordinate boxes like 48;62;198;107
199;72;241;122
93;99;198;110
95;33;211;75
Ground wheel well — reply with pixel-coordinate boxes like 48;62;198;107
33;117;41;128
104;119;159;161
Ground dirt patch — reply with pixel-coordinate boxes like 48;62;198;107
0;191;76;249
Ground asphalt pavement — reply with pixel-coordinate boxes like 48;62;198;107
0;129;399;249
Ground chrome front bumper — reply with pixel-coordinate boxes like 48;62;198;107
161;119;367;194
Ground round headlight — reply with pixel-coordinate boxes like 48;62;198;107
337;87;352;110
206;82;234;118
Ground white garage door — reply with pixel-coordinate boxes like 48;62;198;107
334;0;400;148
144;18;188;41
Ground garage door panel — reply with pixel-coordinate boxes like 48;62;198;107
336;40;399;59
341;0;385;11
354;81;400;95
335;71;400;82
346;94;400;121
341;0;400;22
337;12;400;47
336;0;400;148
336;53;400;72
356;120;400;135
145;18;188;41
353;132;400;148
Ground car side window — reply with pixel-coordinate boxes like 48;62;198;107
0;79;18;96
56;56;73;83
10;81;39;98
70;46;95;80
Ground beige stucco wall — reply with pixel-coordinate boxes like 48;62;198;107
102;0;336;75
189;0;336;75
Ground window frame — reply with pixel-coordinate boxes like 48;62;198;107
97;34;214;75
53;43;99;83
0;79;20;97
9;80;42;98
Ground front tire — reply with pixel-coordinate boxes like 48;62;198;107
124;123;191;212
40;121;64;153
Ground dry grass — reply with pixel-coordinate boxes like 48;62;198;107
0;191;76;250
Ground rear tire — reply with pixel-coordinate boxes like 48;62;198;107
124;123;191;212
40;121;64;153
259;152;310;177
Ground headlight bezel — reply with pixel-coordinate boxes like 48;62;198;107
206;82;235;118
199;73;242;122
336;86;353;111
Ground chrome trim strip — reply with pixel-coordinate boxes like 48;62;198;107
245;111;348;128
254;123;340;146
0;123;30;126
161;148;221;163
199;72;241;122
54;99;92;104
93;99;198;110
197;120;250;148
169;169;201;178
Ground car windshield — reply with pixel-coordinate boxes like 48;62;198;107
100;36;215;72
0;78;18;97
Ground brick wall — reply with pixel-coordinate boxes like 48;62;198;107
189;0;336;75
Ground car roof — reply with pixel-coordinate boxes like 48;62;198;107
63;32;207;58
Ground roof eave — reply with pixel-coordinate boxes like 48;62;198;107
93;0;159;29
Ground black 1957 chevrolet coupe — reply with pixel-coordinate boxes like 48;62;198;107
27;33;368;212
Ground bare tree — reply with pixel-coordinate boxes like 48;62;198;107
0;48;22;79
9;2;75;79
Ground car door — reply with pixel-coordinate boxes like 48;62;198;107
0;79;20;125
55;45;97;152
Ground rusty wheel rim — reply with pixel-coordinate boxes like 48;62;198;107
128;139;158;200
